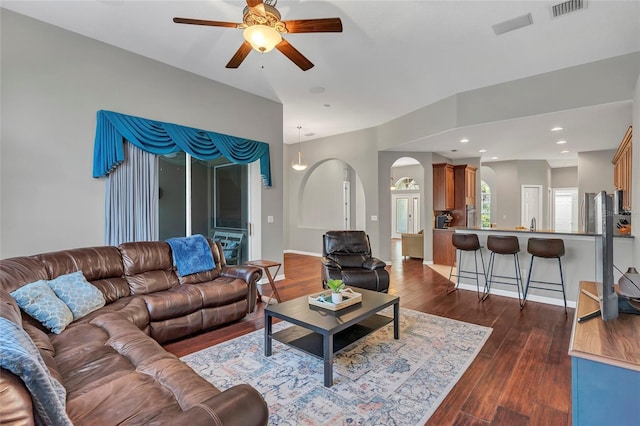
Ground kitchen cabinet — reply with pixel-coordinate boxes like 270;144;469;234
433;229;455;266
433;163;454;211
454;165;477;207
612;126;632;211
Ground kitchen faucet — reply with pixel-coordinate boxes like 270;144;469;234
530;217;536;232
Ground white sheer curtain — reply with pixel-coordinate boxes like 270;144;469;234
104;142;158;245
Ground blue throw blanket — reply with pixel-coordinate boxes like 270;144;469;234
0;317;73;426
166;234;216;277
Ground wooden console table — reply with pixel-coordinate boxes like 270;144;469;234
245;260;282;305
568;281;640;425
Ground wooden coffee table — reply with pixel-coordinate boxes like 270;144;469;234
264;288;399;387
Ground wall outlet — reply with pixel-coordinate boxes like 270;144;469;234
371;215;378;221
267;215;274;223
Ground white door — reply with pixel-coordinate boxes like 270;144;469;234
391;194;421;238
553;188;578;232
521;185;543;229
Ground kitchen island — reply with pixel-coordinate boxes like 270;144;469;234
453;227;634;306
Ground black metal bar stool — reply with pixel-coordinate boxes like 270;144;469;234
484;235;524;306
447;233;487;299
523;238;567;313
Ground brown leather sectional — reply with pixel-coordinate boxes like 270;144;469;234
0;239;269;425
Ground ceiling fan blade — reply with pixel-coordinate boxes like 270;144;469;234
283;18;343;33
173;17;241;28
246;0;266;17
226;41;253;69
276;39;314;71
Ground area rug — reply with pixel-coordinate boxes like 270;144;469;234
182;308;492;425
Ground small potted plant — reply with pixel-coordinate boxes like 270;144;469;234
326;278;346;303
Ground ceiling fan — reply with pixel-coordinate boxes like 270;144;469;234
173;0;342;71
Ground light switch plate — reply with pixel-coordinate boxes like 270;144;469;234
267;216;274;223
371;215;378;221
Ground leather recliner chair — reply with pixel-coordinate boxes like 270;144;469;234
321;230;390;293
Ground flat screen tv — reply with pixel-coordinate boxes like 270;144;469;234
594;191;618;321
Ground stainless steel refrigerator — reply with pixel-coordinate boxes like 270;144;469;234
581;192;596;233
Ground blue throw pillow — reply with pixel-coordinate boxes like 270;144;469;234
11;281;73;334
47;271;106;320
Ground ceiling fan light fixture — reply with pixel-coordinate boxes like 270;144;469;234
243;25;282;52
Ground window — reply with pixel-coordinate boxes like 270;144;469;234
393;177;420;191
481;180;491;228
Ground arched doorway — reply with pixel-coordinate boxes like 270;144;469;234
390;157;423;239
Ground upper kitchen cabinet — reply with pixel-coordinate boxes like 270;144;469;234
612;126;632;211
454;164;477;207
433;163;455;210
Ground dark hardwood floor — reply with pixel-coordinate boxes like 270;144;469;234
164;240;573;425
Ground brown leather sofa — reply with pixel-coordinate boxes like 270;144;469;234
0;239;269;425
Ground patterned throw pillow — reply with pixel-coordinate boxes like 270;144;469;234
10;281;73;334
47;271;106;320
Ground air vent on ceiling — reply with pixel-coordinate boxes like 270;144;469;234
552;0;586;18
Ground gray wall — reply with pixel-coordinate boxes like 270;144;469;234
299;159;356;230
481;162;520;228
577;150;617;206
0;10;284;259
551;167;578;188
286;128;379;256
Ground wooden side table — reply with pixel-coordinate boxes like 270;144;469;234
245;260;282;305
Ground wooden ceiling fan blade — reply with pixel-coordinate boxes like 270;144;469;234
226;41;253;69
276;39;314;71
246;0;266;17
173;17;241;28
283;18;343;33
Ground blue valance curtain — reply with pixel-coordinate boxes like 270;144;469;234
92;110;272;187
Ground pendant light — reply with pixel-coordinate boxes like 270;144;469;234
291;125;308;171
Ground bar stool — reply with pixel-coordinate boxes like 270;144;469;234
447;233;487;299
484;235;524;306
523;238;567;314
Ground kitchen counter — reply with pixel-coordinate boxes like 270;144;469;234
458;226;633;238
453;228;634;306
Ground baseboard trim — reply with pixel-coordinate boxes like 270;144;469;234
284;249;321;257
455;283;576;308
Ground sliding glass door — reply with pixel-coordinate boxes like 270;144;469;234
159;155;249;264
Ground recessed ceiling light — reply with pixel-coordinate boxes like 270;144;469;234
323;104;331;108
551;126;563;132
460;138;469;143
304;132;315;137
491;156;498;160
479;149;487;153
309;86;325;94
561;150;569;154
556;140;567;144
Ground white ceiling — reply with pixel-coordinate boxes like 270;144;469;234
3;0;639;167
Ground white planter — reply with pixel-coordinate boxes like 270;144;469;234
331;292;343;304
